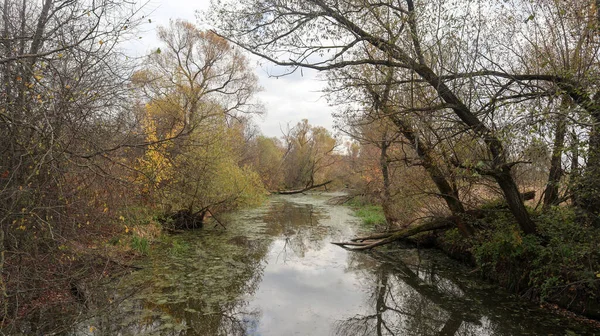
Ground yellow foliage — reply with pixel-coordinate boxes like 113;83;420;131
135;101;179;195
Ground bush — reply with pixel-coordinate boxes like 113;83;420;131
468;205;599;306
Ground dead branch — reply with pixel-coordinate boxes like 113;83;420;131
274;180;333;195
207;208;227;229
332;218;454;250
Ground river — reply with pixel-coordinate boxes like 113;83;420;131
67;193;597;335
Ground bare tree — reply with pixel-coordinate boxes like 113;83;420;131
209;0;541;234
0;0;147;329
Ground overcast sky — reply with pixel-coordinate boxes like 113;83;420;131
125;0;335;138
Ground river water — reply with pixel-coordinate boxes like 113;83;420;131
68;193;597;335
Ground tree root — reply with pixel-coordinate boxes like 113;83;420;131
332;218;454;250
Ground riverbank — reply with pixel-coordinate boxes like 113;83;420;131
346;199;600;325
6;193;600;335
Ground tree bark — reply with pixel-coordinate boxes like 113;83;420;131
569;131;580;207
494;169;537;234
543;98;568;209
379;139;395;229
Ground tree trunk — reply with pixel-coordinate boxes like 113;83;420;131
570;131;580;207
494;169;537;234
411;64;536;234
575;92;600;225
543;98;569;208
379;140;395;229
389;115;474;237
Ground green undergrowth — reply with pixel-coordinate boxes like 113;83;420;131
346;197;387;227
438;205;600;318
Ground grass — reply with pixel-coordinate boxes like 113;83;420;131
346;197;387;227
130;235;150;255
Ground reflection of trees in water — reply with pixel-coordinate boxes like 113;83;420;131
263;200;330;259
335;250;567;336
75;230;272;335
69;198;336;335
334;263;457;336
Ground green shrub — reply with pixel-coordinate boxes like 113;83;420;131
470;205;599;302
130;236;150;255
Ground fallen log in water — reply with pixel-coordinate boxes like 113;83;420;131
273;180;333;195
333;190;536;250
331;217;454;250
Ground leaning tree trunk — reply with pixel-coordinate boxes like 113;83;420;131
389;115;474;237
494;169;537;234
410;64;536;235
367;67;471;235
543;98;569;209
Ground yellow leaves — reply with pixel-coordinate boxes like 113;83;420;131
98;40;104;45
124;225;129;233
135;103;176;192
103;207;109;213
119;215;125;221
18;225;26;231
88;326;96;333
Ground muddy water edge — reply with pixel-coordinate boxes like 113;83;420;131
50;193;600;335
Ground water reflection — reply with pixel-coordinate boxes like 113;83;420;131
61;194;597;336
70;216;272;335
337;248;599;336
